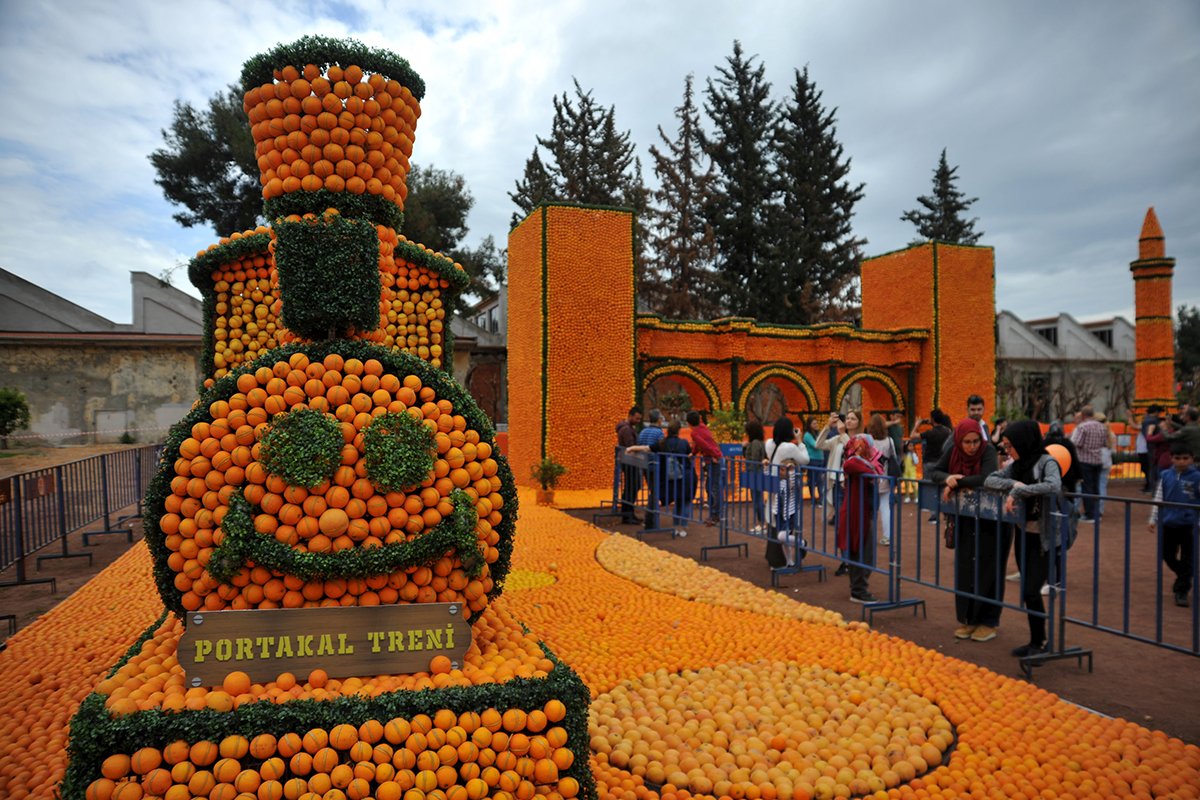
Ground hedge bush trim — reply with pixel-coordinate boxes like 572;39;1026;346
241;35;426;100
207;487;483;583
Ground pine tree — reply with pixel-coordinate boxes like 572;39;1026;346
511;79;648;274
772;67;867;323
509;148;555;226
901;149;984;245
645;75;723;320
702;41;779;321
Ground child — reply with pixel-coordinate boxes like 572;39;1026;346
901;440;919;503
1148;442;1200;608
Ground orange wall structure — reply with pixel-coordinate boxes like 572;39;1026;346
862;242;997;421
1130;207;1176;412
509;205;998;489
507;205;636;491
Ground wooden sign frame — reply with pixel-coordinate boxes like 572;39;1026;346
178;602;472;687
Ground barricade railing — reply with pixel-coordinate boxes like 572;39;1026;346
0;444;161;591
604;445;1197;672
595;448;718;539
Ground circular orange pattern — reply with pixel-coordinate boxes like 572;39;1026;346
161;351;504;614
590;662;952;798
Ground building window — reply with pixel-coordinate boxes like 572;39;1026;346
1091;328;1113;348
1034;327;1058;346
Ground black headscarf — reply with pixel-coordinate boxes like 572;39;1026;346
1003;419;1045;484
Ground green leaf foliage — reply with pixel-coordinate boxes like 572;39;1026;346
364;412;437;493
258;408;343;489
240;35;425;100
207;487;483;584
142;339;517;618
275;214;381;340
148;84;262;235
60;629;595;800
264;190;404;232
0;386;32;445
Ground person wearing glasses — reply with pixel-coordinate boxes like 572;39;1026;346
984;420;1069;660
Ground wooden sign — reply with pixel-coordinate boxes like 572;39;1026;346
178;603;472;688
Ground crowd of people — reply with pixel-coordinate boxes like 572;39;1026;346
615;397;1200;660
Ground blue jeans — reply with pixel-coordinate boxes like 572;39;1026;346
705;462;722;520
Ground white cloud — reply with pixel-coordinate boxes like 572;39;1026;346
0;0;1196;325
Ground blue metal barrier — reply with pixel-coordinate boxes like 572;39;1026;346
603;444;1199;671
0;445;160;591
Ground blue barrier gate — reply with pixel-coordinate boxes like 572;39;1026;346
605;445;1198;674
0;444;161;593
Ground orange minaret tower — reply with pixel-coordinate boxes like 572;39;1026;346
1130;207;1176;412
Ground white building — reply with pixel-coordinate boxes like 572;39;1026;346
995;310;1135;422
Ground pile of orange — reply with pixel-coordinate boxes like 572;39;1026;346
161;350;504;614
192;228;282;380
500;494;1200;800
0;546;162;799
590;661;952;799
3;493;1200;799
242;63;418;204
85;701;579;800
97;603;555;716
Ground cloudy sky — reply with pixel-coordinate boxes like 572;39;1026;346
1;0;1196;325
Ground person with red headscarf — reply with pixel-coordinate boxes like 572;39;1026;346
929;419;1003;642
838;435;884;603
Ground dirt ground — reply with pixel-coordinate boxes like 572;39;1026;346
0;443;135;480
2;461;1196;746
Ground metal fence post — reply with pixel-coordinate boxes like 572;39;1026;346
36;465;92;568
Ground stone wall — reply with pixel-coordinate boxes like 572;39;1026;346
0;336;202;445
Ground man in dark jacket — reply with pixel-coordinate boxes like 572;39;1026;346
615;407;642;523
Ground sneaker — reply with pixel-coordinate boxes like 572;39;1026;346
675;529;688;539
1078;516;1094;523
849;592;878;604
954;624;977;639
1176;591;1190;607
1006;572;1020;582
879;537;891;546
1011;642;1047;658
1040;584;1051;596
970;625;998;642
834;563;849;577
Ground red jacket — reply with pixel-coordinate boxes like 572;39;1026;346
691;424;722;462
838;454;881;554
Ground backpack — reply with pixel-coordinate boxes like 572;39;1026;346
666;454;682;481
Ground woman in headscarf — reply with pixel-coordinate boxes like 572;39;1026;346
984;420;1068;659
929;418;1003;642
838;435;883;603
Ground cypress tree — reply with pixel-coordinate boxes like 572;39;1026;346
702;41;779;322
901;148;984;244
772;66;867;323
645;75;723;320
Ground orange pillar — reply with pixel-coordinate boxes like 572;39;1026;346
1130;207;1176;412
861;243;995;421
507;205;636;490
